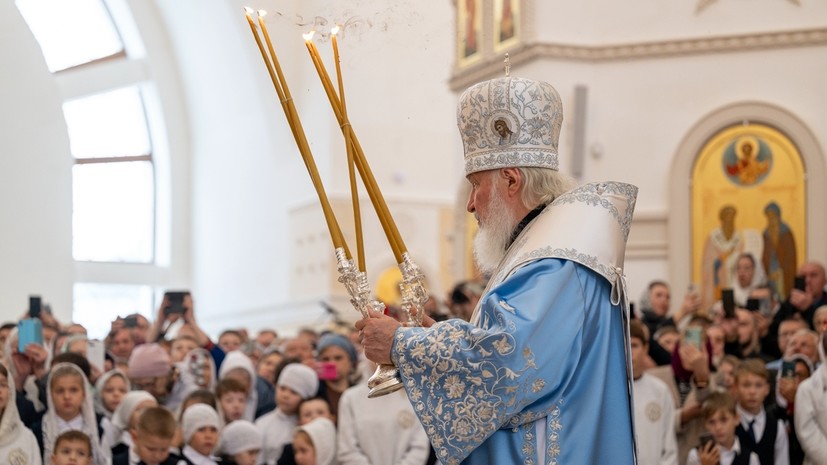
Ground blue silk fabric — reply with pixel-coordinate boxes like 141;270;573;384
392;259;636;465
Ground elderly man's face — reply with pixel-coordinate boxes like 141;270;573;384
466;170;517;273
778;319;806;353
814;310;827;335
467;171;499;227
799;262;827;299
787;331;818;362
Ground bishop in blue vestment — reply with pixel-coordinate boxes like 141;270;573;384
357;76;637;465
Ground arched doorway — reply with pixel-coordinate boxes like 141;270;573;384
669;102;826;301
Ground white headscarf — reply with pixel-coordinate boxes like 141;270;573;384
42;363;106;465
276;364;318;400
219;420;262;456
0;363;41;465
297;417;336;465
181;404;220;444
218;351;258;421
732;252;767;307
0;364;25;447
99;390;156;455
94;369;130;419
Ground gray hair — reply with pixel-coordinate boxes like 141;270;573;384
516;167;576;210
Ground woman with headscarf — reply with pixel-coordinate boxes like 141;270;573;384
31;362;107;465
314;334;358;422
0;362;42;465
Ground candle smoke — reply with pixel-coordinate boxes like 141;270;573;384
257;0;422;43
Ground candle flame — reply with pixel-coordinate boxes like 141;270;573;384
257;9;268;19
331;25;340;36
243;6;253;14
303;30;316;41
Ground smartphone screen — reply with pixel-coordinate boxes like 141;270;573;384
759;297;772;316
685;327;703;349
746;298;760;312
316;362;338;380
721;289;736;318
794;276;806;291
18;319;44;353
781;360;796;378
698;432;715;451
29;295;42;319
164;291;190;316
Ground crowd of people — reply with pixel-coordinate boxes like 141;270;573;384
0;281;486;465
4;256;826;465
632;256;827;465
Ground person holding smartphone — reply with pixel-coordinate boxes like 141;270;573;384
774;263;827;329
146;292;226;371
765;262;827;364
687;392;760;465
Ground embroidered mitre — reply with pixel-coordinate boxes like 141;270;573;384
457;77;562;176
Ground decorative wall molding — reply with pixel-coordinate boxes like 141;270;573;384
449;27;827;90
626;211;669;260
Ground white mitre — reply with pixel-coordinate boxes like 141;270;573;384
457;76;562;175
457;76;637;309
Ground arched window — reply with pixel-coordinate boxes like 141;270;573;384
16;0;166;337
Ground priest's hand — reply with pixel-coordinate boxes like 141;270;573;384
355;310;401;366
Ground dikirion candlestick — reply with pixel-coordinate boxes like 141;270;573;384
244;9;431;397
300;27;429;340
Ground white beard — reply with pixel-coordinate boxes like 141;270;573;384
473;187;517;275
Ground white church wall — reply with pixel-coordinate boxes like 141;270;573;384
152;0;304;335
533;0;827;45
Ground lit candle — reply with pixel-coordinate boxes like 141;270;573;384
331;26;346;110
243;8;283;101
329;25;366;271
